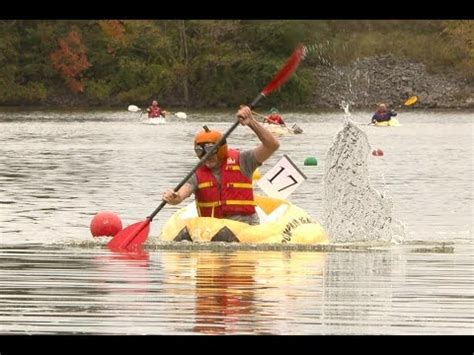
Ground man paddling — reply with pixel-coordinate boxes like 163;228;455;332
371;103;397;124
146;100;167;118
162;105;280;225
264;107;286;126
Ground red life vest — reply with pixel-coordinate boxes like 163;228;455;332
266;114;284;125
148;105;162;118
195;149;256;218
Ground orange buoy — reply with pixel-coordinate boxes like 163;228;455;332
90;211;123;237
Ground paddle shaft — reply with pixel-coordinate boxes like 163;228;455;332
147;94;265;221
394;103;410;110
252;110;267;120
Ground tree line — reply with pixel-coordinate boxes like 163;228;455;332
0;20;472;108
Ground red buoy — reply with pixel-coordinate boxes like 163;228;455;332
372;149;384;157
90;211;123;237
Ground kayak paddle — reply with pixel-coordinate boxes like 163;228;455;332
170;112;187;119
395;95;418;110
108;44;306;251
128;105;142;112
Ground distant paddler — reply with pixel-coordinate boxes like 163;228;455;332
146;99;167;118
264;107;286;126
252;109;303;134
369;96;418;126
371;103;397;125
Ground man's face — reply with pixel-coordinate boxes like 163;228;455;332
203;152;219;169
195;143;220;169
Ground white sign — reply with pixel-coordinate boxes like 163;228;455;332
257;154;307;200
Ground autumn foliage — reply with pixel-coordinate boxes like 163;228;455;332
49;28;91;93
99;20;126;55
0;20;471;106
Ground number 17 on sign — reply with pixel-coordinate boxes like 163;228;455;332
257;154;307;200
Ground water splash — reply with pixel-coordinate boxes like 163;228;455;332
322;119;406;244
340;101;353;117
303;43;334;67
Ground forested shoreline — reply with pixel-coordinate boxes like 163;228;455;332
0;20;472;109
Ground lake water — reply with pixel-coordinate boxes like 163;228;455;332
0;108;472;335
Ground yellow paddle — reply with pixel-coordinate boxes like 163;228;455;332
395;95;418;110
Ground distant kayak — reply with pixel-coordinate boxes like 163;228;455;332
141;116;166;125
263;123;303;136
373;118;401;127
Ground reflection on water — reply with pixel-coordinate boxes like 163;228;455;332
167;252;258;334
0;245;472;335
168;250;326;335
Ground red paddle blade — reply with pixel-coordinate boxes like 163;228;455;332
107;219;150;251
261;44;305;97
125;224;151;250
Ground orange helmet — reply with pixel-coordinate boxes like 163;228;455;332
194;125;228;160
